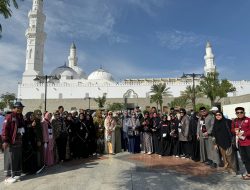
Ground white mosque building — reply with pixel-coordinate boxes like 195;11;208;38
18;0;250;111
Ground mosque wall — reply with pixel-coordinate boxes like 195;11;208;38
21;97;211;114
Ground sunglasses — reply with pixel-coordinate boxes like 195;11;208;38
236;111;244;114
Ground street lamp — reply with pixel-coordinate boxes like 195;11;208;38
181;73;204;110
34;75;59;112
84;94;91;110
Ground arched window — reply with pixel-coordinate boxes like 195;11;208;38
123;89;138;99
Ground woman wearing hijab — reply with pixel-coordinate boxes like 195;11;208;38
104;111;116;154
141;111;153;155
128;112;141;154
212;111;236;173
159;114;171;156
65;113;77;159
94;110;105;155
76;113;89;158
52;111;68;163
42;112;54;166
169;113;179;157
22;112;38;174
189;112;200;161
151;112;161;154
86;112;97;156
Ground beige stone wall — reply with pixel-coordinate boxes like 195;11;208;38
21;96;211;114
221;94;250;105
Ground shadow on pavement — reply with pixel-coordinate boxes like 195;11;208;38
115;153;250;190
10;155;106;182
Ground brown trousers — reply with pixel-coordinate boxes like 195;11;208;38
219;146;236;172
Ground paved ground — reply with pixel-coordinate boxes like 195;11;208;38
0;152;250;190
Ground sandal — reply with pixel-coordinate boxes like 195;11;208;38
242;174;250;180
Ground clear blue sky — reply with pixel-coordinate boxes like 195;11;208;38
1;0;250;93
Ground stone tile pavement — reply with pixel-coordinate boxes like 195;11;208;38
0;152;249;190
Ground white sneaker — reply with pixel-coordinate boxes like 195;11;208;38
13;176;21;181
147;152;152;155
6;177;17;184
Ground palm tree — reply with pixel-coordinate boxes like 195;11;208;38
199;72;235;105
0;92;16;109
0;0;19;37
150;83;172;112
181;85;203;111
94;95;106;109
168;96;188;109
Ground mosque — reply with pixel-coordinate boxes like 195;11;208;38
18;0;250;111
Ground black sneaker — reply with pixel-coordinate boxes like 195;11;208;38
211;163;217;168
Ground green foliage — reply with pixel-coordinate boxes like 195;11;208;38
94;95;106;109
168;96;189;109
0;102;5;110
150;83;172;112
0;92;16;109
0;0;20;37
107;103;125;111
199;72;235;105
195;103;210;112
181;85;204;110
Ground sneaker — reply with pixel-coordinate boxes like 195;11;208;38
210;163;217;168
147;152;152;155
6;177;17;184
36;165;45;174
4;178;9;183
13;176;21;181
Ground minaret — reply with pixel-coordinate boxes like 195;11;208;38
204;41;216;76
22;0;46;83
68;42;78;68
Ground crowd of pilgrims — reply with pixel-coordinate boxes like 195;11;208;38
3;104;250;181
21;106;200;173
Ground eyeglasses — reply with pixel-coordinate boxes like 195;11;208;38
215;114;222;116
236;111;244;114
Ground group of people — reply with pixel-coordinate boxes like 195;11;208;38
1;102;250;184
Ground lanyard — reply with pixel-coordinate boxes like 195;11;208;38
236;119;244;130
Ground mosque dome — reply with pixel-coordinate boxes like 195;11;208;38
88;68;114;81
71;65;87;79
51;64;78;79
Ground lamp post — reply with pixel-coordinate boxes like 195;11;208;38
84;95;91;110
181;73;204;110
34;75;58;112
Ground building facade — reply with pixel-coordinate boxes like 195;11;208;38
18;0;250;112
